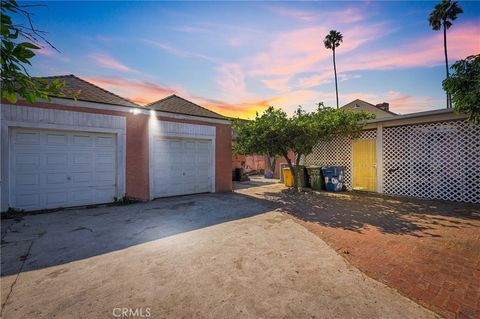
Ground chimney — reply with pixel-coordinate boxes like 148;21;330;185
376;102;389;111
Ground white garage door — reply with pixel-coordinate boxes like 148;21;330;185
152;138;212;198
11;128;117;211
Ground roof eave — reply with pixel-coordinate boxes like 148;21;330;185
366;108;460;124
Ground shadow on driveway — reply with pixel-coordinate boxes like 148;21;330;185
1;192;278;277
256;188;480;237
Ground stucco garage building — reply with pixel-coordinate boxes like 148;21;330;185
1;75;232;212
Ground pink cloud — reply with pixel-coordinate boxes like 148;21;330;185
385;91;440;114
342;22;480;71
262;76;292;93
214;63;259;103
267;6;365;24
144;39;218;63
89;53;137;73
37;46;56;57
84;76;179;105
36;46;70;62
297;71;332;89
173;25;209;33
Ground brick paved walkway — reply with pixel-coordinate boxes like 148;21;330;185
238;184;480;319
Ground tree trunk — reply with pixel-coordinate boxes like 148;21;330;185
333;48;339;109
268;157;276;174
295;153;302;166
295;153;302;191
443;21;451;109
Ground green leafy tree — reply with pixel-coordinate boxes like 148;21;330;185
1;0;67;103
443;54;480;124
429;0;463;109
234;105;374;190
324;30;343;109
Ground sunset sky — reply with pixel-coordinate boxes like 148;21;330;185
27;1;480;118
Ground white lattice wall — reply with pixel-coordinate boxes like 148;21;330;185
305;130;376;189
383;120;480;203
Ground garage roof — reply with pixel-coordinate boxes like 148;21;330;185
147;95;228;120
38;75;139;107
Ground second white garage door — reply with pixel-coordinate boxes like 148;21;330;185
152;138;212;198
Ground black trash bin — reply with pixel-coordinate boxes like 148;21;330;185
306;166;324;191
234;168;243;181
295;165;310;189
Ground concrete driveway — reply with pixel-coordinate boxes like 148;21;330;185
1;191;436;318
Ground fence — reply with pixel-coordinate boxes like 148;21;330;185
305;116;480;204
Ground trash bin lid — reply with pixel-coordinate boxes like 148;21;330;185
322;166;345;176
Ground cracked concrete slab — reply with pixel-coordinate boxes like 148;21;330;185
1;193;438;318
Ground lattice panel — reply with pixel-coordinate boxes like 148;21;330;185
305;130;376;189
383;120;480;203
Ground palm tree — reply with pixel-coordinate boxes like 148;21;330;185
429;0;463;108
324;30;343;108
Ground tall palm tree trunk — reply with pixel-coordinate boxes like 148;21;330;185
333;48;339;108
443;21;451;108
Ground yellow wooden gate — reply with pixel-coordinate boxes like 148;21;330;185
352;140;376;192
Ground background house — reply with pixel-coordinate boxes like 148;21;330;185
341;99;397;118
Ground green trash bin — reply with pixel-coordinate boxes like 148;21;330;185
295;165;310;189
306;166;324;191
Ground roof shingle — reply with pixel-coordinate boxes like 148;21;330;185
147;95;227;120
39;74;138;107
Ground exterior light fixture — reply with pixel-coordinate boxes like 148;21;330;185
130;108;141;115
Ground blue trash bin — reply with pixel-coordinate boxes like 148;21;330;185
321;166;345;192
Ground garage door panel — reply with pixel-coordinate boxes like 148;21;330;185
46;133;68;146
72;135;93;146
46;153;68;166
198;156;210;164
197;184;211;193
71;189;94;203
11;128;117;211
16;174;40;187
15;153;41;167
95;187;116;202
46;191;68;205
94;171;116;184
71;172;93;184
72;153;92;165
46;173;68;185
15;132;40;145
15;194;40;210
95;136;114;147
197;142;210;151
95;153;115;165
154;140;169;151
197;172;210;180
